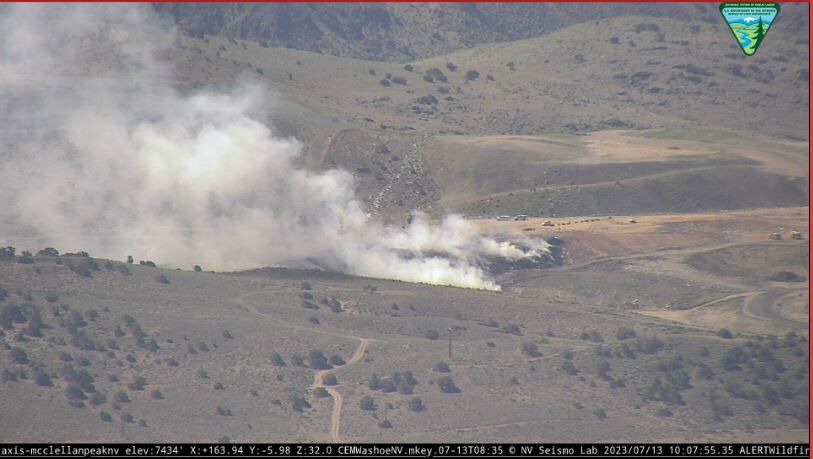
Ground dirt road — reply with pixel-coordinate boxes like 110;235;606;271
232;290;373;442
742;288;808;329
311;338;370;441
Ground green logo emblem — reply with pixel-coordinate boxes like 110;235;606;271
720;2;780;56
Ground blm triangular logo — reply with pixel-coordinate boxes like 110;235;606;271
720;2;780;56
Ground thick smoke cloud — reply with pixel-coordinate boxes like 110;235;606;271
0;4;549;290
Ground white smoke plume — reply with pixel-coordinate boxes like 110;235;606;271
0;4;549;290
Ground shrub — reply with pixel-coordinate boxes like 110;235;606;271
392;76;407;85
521;342;542;357
8;347;28;364
635;335;664;354
426;68;447;82
408;397;425;412
66;384;86;400
562;350;574;359
308;350;331;370
37;247;59;257
62;367;95;393
100;411;113;422
222;330;233;339
291;354;305;367
126;256;133;264
270;353;286;367
323;374;338;386
196;342;209;352
437;376;461;393
314;387;329;398
59;352;73;362
24;309;44;337
2;369;20;382
656;407;673;417
616;327;637;341
593;408;607;419
301;282;312;290
424;329;440;340
216;405;231;416
114;391;130;403
465;70;480;81
77;356;91;367
445;62;458;72
423;74;434;83
214;382;225;390
435;362;451;373
155;274;169;284
34;369;53;387
291;397;311;412
193;265;202;272
66;259;92;277
718;329;734;339
46;294;59;303
121;413;134;423
128;376;146;391
117;265;130;275
561;359;578;375
721;347;747;371
381;379;397;393
403;64;414;72
360;395;376;411
17;252;34;264
1;304;26;329
368;373;381;390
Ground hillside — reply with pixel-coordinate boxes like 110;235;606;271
154;3;784;63
153;10;809;219
167;9;808;139
0;231;808;442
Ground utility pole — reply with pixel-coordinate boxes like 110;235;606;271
448;327;453;359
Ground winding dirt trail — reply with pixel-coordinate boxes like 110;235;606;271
312;338;370;441
232;289;374;442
